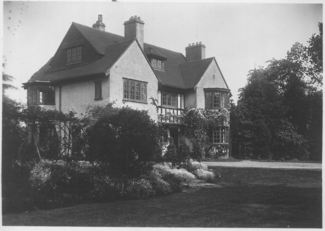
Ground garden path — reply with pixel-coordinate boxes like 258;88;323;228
202;160;322;170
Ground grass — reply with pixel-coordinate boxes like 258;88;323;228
3;167;322;228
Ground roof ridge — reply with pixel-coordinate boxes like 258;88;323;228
180;57;214;64
72;22;124;37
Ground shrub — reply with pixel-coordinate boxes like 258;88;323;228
164;141;178;166
162;174;182;192
185;160;208;172
153;163;196;182
146;170;172;195
193;169;215;182
91;175;121;202
177;138;191;164
122;178;155;200
86;106;162;177
29;159;97;201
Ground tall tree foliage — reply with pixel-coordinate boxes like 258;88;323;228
232;23;322;161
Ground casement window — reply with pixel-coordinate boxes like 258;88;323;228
94;81;102;100
205;91;230;109
28;86;55;105
67;46;82;64
162;92;178;108
123;79;147;103
151;58;164;71
209;127;229;144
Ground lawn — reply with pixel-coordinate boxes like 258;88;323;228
3;167;322;228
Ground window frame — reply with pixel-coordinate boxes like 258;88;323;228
94;81;103;100
151;58;164;71
209;127;229;144
28;85;55;105
66;46;82;64
161;92;178;108
205;89;230;109
123;78;147;103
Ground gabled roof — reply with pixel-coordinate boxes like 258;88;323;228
179;58;214;89
28;39;134;83
28;22;228;91
73;22;124;55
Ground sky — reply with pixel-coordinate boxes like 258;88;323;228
2;1;323;104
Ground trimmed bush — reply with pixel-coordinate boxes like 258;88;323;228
86;106;162;177
153;163;196;182
185;160;208;172
146;170;172;195
193;169;215;182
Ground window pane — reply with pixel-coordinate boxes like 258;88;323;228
67;49;71;62
130;81;135;99
135;82;140;100
162;93;167;105
124;80;129;99
72;48;76;61
32;87;38;104
123;79;146;102
39;91;43;104
76;47;82;61
152;59;157;68
206;92;213;109
95;81;102;99
172;94;177;107
225;128;229;143
225;93;229;109
157;60;161;69
213;92;220;108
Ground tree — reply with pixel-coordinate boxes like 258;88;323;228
232;22;322;161
86;106;162;177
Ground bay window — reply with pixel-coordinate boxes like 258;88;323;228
205;89;230;109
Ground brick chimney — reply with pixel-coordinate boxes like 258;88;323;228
124;15;144;50
93;15;106;31
186;42;206;61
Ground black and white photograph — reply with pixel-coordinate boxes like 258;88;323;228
2;0;322;228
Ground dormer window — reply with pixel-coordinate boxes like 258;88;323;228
67;46;82;64
151;58;164;71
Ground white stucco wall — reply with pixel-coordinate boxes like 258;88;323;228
109;41;158;121
59;77;109;115
195;60;229;108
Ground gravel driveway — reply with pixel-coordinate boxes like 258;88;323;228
202;160;322;170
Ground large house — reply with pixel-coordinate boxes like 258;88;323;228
24;15;231;155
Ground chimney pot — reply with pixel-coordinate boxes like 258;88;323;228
92;14;106;31
124;15;145;50
186;42;206;61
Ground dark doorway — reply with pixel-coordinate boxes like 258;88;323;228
169;127;179;149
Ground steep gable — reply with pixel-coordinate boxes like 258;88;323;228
196;58;229;90
50;24;102;69
27;21;224;92
28;39;134;83
179;58;214;89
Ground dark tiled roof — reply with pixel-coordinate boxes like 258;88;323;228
73;22;124;55
144;43;187;88
29;39;134;83
29;22;222;90
179;58;214;88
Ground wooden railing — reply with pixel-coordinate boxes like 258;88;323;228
157;106;183;124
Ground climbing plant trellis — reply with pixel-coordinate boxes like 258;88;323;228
14;106;90;161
